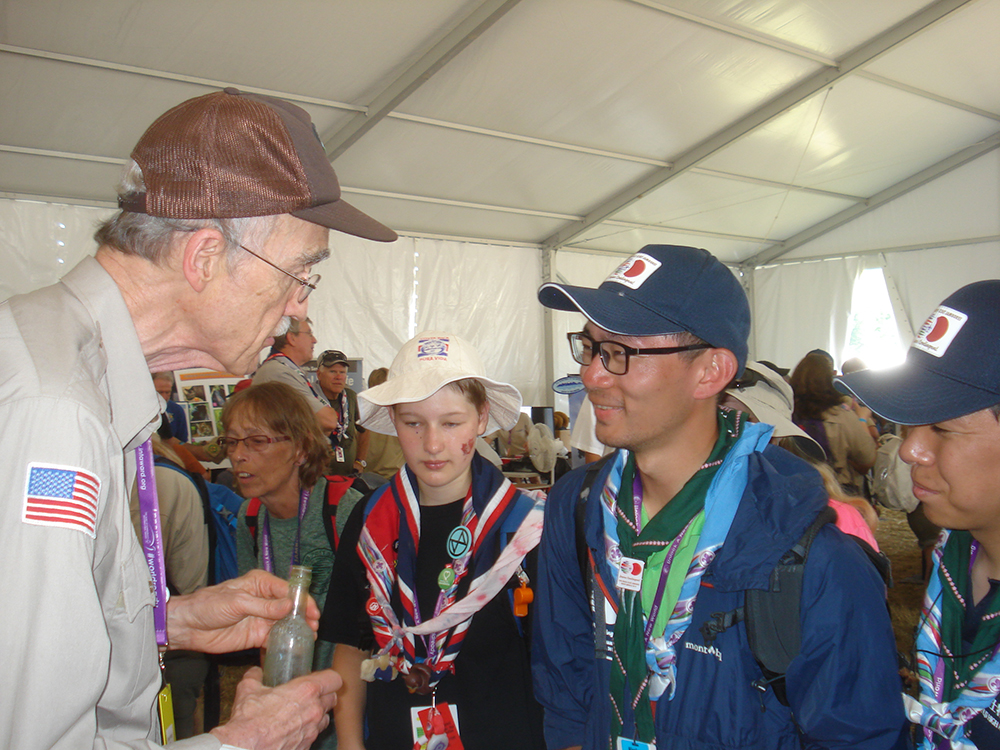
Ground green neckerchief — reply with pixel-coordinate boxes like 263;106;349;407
939;530;1000;702
611;408;742;743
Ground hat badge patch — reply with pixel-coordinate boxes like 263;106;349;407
417;337;450;361
913;304;967;358
606;252;662;290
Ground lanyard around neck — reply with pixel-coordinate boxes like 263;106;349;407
135;439;168;647
260;488;310;575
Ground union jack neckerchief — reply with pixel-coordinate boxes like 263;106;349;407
357;454;527;688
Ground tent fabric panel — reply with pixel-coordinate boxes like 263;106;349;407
782;150;1000;260
336;192;571;246
330;117;656;218
615;170;857;241
0;0;479;106
398;0;818;160
569;226;759;260
752;256;864;371
883;242;1000;340
643;0;932;60
699;76;1000;198
0;199;112;302
411;238;546;405
0;151;123;208
864;0;1000;114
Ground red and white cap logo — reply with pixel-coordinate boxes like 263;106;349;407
913;304;968;358
606;252;662;290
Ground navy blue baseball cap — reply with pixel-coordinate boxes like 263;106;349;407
836;280;1000;425
537;245;751;374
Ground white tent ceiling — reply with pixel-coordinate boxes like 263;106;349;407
2;0;998;267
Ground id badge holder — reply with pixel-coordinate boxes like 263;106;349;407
616;738;654;750
156;653;176;744
335;446;346;463
411;691;464;750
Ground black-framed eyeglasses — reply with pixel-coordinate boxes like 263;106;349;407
239;244;320;303
220;434;292;453
567;331;712;375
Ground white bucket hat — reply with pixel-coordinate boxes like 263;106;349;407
724;361;825;462
359;331;523;436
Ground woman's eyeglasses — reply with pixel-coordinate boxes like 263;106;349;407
220;435;292;452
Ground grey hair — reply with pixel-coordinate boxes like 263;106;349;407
271;316;312;353
93;159;281;268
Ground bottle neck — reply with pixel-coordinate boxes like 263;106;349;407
289;583;308;618
286;566;312;618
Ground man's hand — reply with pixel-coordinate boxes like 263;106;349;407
210;667;341;750
167;570;321;653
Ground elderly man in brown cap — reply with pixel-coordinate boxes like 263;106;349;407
0;88;396;750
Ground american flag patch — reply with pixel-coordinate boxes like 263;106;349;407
22;463;101;538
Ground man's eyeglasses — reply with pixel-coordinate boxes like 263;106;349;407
239;244;320;303
567;332;712;375
220;435;292;453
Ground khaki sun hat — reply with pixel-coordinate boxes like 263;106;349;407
359;331;522;436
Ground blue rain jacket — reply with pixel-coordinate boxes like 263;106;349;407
532;443;909;750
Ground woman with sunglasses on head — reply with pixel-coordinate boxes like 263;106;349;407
221;382;365;686
319;331;546;750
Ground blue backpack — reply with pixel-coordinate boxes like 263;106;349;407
154;457;242;584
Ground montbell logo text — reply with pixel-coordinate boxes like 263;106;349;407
684;641;723;662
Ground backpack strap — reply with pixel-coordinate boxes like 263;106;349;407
575;454;614;658
743;505;837;705
245;497;263;558
152;455;215;587
321;475;356;552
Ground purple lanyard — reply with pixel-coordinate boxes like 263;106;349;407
260;488;310;575
631;473;694;645
135;439;168;647
642;521;693;644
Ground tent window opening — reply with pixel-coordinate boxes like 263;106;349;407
842;267;906;371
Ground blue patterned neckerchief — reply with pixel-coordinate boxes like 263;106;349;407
601;415;774;741
907;529;1000;748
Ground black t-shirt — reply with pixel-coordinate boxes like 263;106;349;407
320;494;544;750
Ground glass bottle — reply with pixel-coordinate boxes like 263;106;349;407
262;565;315;687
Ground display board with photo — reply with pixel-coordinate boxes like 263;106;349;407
169;369;244;442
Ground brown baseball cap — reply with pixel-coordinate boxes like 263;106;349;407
119;88;397;242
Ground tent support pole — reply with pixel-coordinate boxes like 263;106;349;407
541;247;556;408
878;254;915;345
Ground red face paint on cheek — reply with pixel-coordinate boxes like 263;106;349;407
462;438;475;455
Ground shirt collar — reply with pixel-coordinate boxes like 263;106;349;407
61;256;160;450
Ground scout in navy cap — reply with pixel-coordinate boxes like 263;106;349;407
836;280;1000;425
531;245;907;749
538;244;751;374
838;280;1000;748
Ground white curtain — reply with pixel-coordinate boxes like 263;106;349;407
1;198;547;407
882;241;1000;337
0;199;114;301
751;257;866;372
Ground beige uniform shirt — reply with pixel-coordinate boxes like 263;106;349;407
0;257;219;750
252;356;330;412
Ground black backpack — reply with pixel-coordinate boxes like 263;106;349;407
574;456;892;706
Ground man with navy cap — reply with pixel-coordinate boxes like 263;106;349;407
531;245;907;750
837;280;1000;749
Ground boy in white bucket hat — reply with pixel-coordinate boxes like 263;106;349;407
319;332;546;750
